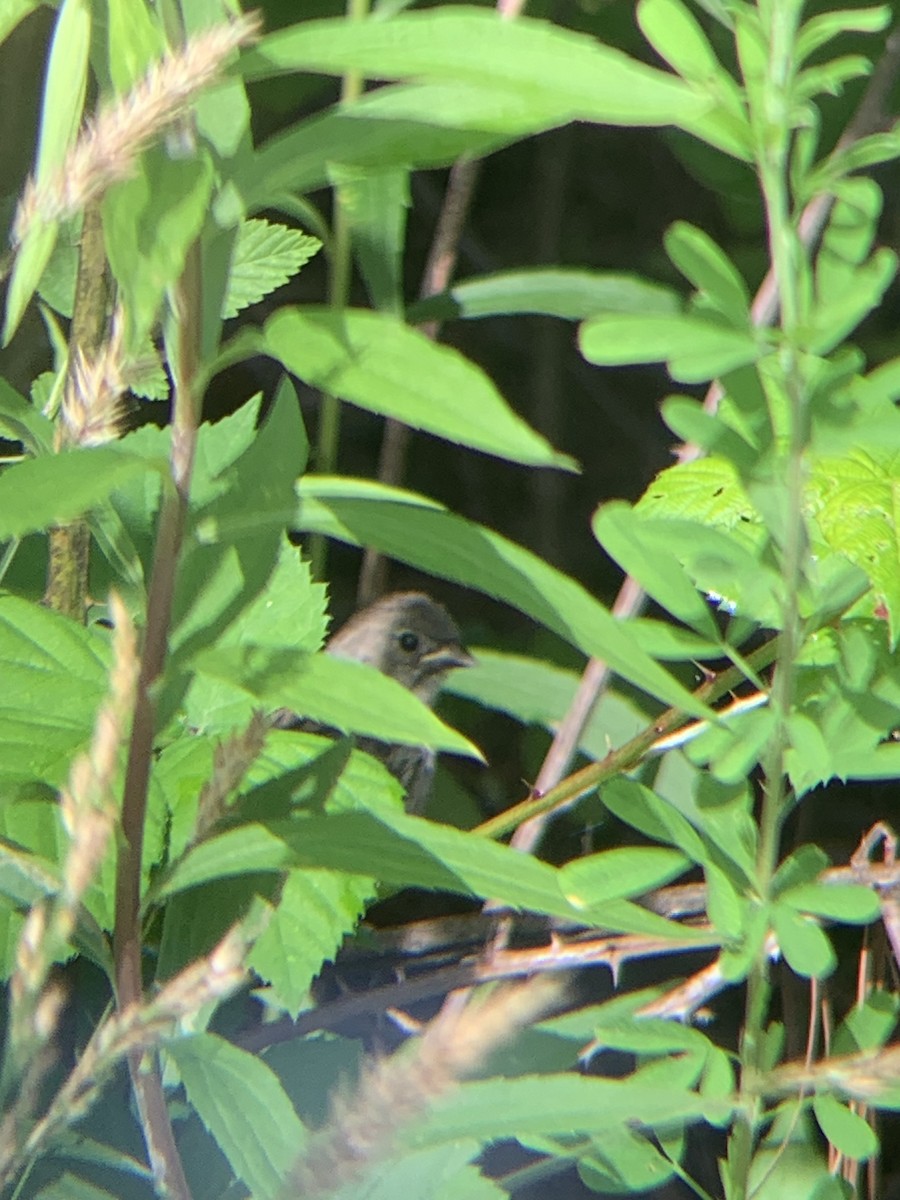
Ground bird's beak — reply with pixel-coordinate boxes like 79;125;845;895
425;643;476;672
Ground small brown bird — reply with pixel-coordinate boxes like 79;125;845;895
275;592;473;813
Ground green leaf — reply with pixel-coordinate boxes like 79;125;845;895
192;645;480;757
0;839;112;975
780;882;880;925
796;55;873;104
0;595;109;787
593;501;721;637
295;477;711;717
0;378;54;455
833;990;899;1055
106;0;165;92
772;905;836;979
0;0;41;45
443;649;649;758
409;269;681;323
637;0;726;81
807;248;896;355
806;448;900;643
223;219;321;320
410;1074;721;1145
664;221;750;326
330;164;409;314
249;868;374;1016
160;806;705;939
263;307;576;469
103;145;215;347
32;1175;120;1200
168;1032;306;1200
170;381;306;664
560;847;689;907
181;540;325;733
3;0;90;343
584;776;711;866
244;10;709;128
796;6;889;63
637;0;751;159
329;1144;501;1200
579;313;761;382
813;1092;878;1161
236;85;512;212
0;447;162;540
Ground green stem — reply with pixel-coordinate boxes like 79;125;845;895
310;0;371;579
728;5;807;1197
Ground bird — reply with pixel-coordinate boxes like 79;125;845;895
273;592;474;813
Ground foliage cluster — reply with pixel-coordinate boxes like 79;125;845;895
0;0;899;1197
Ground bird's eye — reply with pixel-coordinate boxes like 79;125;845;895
398;630;420;654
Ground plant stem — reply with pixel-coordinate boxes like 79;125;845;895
113;242;203;1200
44;203;109;620
310;0;370;580
728;5;807;1196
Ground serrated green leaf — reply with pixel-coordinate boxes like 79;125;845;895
170;383;305;668
806;449;900;642
249;867;374;1015
158;805;706;939
103;145;215;347
223;219;321;319
244;10;709;128
0;594;109;786
409;269;681;323
168;1032;306;1200
295;477;711;717
813;1092;878;1161
264;307;576;469
580;312;760;382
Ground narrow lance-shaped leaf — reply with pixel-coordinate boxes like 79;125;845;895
263;307;576;469
295;477;712;716
242;10;709;128
3;0;90;343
